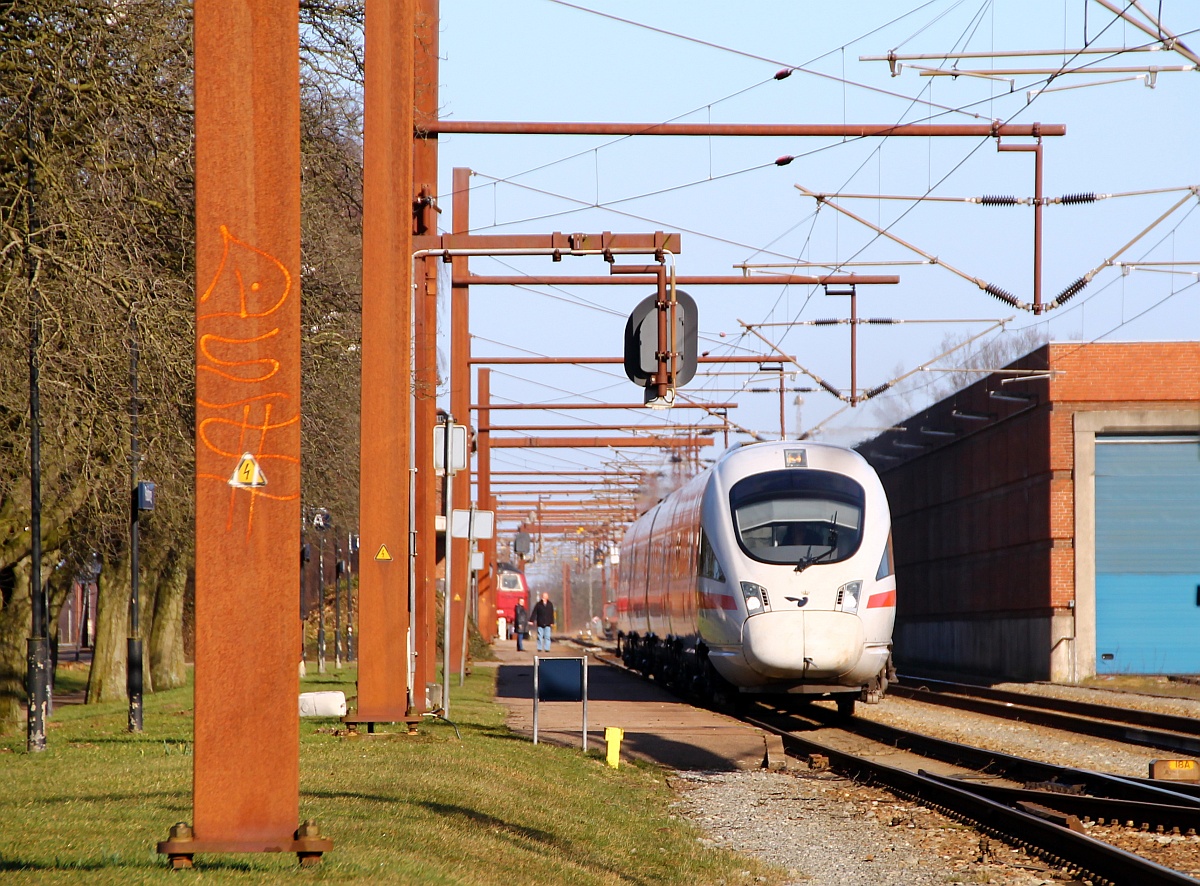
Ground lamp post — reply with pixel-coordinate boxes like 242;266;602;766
128;306;144;733
313;508;329;674
299;539;310;678
346;532;357;662
333;542;342;670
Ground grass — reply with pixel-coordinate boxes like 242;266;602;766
0;663;785;885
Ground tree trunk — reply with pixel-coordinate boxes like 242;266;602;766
85;554;129;704
148;550;187;690
0;558;33;735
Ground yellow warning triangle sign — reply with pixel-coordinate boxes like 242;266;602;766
229;452;267;488
375;544;393;562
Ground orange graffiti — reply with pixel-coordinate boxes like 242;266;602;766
196;225;299;537
199;225;293;319
198;328;283;384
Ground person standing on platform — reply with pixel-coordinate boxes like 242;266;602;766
513;598;529;652
532;592;555;653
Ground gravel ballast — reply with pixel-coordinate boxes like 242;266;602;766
669;685;1200;884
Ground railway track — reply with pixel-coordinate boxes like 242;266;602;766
747;702;1200;885
586;641;1200;882
893;675;1200;757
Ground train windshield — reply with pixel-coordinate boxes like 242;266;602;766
729;469;865;567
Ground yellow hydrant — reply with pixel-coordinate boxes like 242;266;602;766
604;726;624;769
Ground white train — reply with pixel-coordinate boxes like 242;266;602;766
615;441;896;715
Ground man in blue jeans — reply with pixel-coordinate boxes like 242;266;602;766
532;592;555;652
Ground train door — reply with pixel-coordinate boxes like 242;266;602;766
1095;435;1200;673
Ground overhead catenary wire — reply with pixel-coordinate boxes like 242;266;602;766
453;3;1198;457
542;0;984;119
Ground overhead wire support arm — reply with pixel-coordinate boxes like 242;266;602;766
1046;185;1200;311
794;184;1030;311
739;321;846;402
914;63;1196;78
1090;0;1200;67
861;43;1181;65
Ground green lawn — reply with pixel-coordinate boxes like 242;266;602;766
0;664;784;885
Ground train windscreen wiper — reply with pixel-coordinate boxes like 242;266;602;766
794;517;838;573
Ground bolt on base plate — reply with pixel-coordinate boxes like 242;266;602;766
157;820;333;869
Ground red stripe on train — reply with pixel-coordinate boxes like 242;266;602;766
866;590;896;609
699;592;739;611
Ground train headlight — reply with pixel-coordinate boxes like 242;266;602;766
740;581;768;612
836;580;863;614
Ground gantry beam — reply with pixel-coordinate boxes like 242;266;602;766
488;477;643;484
490;471;651;477
462;274;899;286
488;436;715;449
470;356;784;365
425;121;1066;138
506;524;636;534
480;423;724;432
475;402;735;410
413;231;680;253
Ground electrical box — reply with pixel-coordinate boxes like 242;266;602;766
136;481;156;511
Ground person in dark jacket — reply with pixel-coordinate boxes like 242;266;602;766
531;592;555;652
513;598;529;651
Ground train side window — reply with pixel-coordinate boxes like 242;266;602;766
698;529;725;582
876;533;894;580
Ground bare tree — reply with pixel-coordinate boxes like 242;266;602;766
0;0;368;732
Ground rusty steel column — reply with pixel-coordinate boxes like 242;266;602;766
411;0;439;712
354;0;414;723
476;367;494;639
449;168;471;677
164;0;330;865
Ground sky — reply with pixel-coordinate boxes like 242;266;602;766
429;0;1200;567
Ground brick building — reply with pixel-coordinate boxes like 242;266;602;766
857;341;1200;682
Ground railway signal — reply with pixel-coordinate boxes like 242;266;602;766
622;288;698;407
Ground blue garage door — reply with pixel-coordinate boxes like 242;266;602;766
1095;436;1200;674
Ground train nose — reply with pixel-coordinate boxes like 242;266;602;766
741;610;864;679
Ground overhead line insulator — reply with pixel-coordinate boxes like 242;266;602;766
1050;276;1089;308
774;68;793;80
983;282;1025;309
1058;192;1097;205
812;318;841;326
775;155;795;166
817;378;842;398
979;194;1019;206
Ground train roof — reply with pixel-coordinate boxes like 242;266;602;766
713;440;874;477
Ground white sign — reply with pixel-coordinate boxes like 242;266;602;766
433;423;468;474
471;551;484;571
452;509;494;539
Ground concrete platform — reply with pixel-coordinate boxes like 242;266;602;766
481;639;781;771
